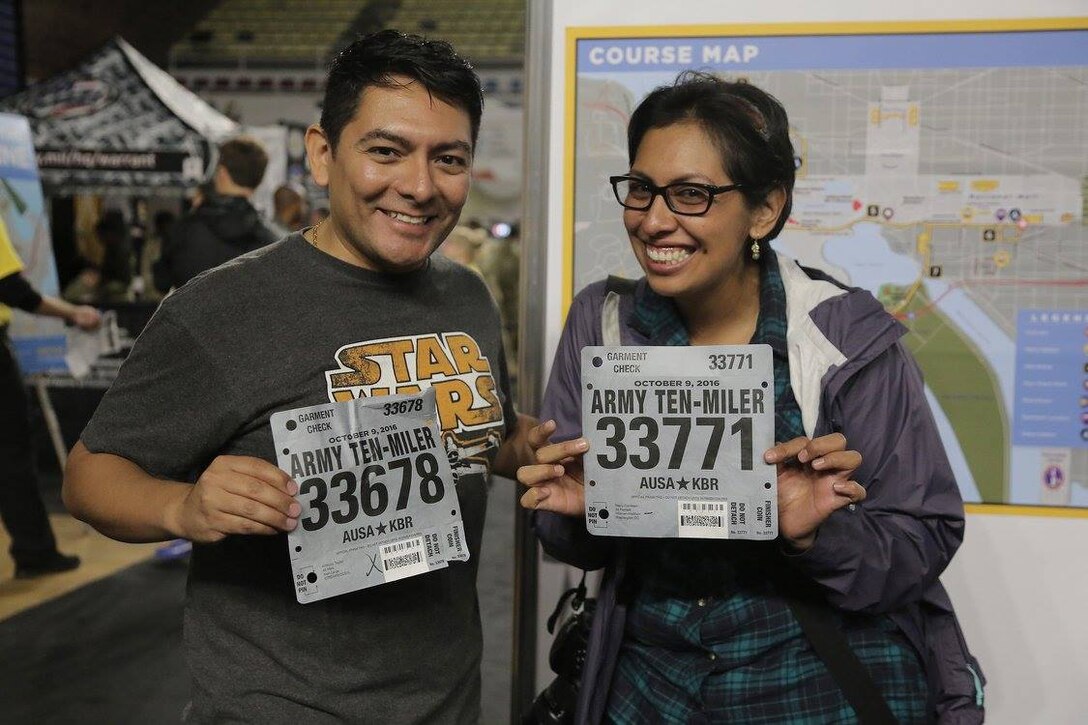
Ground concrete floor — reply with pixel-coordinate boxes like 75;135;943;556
0;473;519;723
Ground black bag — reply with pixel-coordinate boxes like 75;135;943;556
524;572;596;725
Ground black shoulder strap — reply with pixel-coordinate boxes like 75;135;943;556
769;567;897;725
785;596;898;724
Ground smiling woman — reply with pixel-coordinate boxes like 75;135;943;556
520;71;984;724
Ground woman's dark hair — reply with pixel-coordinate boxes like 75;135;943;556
320;29;484;154
627;71;796;242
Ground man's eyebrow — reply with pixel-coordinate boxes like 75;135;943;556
355;129;411;148
355;129;472;155
435;140;473;156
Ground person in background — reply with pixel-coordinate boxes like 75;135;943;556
437;223;486;272
272;184;308;233
476;224;520;383
135;211;174;303
519;72;983;723
61;258;101;304
189;180;216;211
0;215;100;578
94;210;133;303
153;136;280;292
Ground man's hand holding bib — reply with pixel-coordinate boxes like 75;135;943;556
272;387;468;603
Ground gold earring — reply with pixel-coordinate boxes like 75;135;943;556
750;237;761;261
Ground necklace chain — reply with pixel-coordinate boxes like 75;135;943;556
307;218;325;248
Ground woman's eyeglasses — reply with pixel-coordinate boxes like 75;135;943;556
609;175;743;216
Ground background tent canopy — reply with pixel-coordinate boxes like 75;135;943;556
0;37;238;195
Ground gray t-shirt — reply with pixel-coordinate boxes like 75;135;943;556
82;233;516;724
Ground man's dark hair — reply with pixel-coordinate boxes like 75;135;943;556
320;29;484;154
627;71;796;242
217;136;269;190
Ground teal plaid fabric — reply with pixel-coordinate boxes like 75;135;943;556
628;248;802;445
609;251;927;723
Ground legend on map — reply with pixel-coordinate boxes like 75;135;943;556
1013;310;1088;448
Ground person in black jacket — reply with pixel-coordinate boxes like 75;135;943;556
0;217;100;578
154;137;280;292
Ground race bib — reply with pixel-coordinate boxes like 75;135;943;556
271;387;468;604
581;345;778;539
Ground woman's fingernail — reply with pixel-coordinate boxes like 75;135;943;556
797;450;810;463
289;502;302;517
574;439;589;451
764;450;777;463
812;458;825;468
554;465;565;476
285;518;298;530
288;480;299;496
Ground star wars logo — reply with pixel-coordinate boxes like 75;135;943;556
325;333;504;472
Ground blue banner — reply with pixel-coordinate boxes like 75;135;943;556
0;112;66;374
578;30;1088;73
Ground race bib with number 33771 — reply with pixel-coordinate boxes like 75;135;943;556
581;345;778;540
271;387;468;604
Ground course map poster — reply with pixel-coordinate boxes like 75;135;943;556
567;23;1088;511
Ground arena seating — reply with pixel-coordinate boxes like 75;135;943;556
386;0;524;64
171;0;369;66
169;0;524;67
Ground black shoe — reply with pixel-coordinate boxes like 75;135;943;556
14;553;81;579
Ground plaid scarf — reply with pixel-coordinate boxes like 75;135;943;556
629;247;804;443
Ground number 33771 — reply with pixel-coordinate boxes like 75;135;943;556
595;415;753;471
708;353;752;370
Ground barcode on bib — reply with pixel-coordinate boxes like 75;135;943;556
678;501;729;539
380;536;428;581
387;551;422;569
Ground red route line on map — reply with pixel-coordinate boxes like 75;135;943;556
891;278;1088;321
582;101;631;124
960;278;1088;286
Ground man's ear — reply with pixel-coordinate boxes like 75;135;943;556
305;124;332;188
749;187;787;240
212;165;230;193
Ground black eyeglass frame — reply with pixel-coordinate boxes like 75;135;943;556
609;175;744;216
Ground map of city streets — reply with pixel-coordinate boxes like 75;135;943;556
570;26;1088;509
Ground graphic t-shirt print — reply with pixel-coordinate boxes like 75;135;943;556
324;332;506;477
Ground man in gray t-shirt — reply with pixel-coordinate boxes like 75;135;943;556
64;30;534;724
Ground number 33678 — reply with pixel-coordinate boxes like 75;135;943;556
383;399;423;416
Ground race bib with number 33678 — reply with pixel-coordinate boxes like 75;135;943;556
581;345;778;540
271;387;468;604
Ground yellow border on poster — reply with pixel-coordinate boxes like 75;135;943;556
561;17;1088;520
967;503;1088;518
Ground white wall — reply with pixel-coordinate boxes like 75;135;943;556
944;512;1088;723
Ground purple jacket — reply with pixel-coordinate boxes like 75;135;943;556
535;255;985;723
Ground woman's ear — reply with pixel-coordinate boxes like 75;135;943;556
749;187;787;240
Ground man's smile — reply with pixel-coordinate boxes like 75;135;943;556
383;209;434;225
